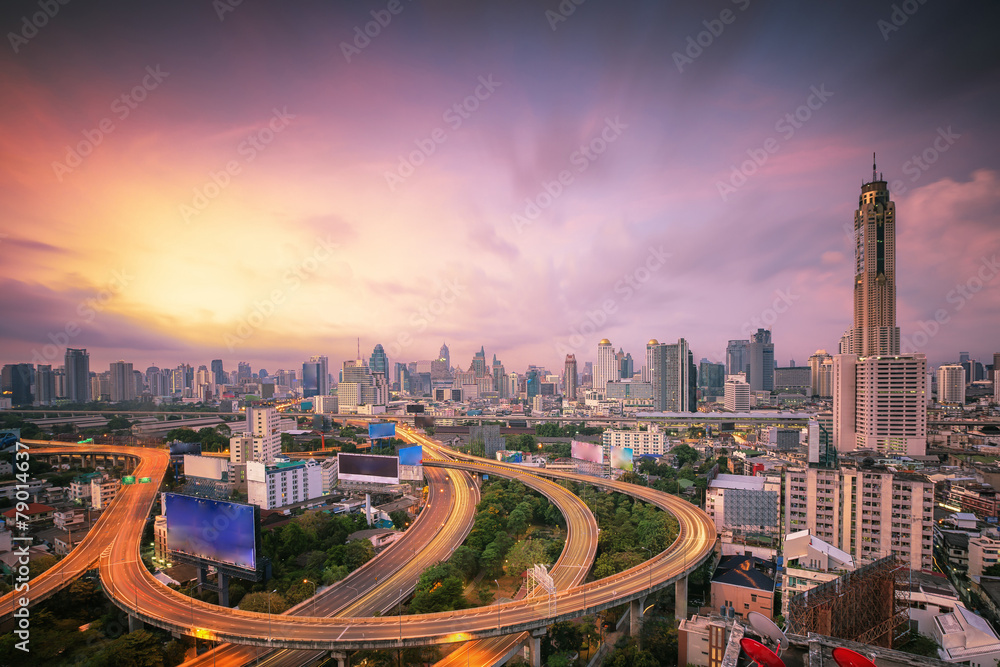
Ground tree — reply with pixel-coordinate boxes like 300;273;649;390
984;563;1000;576
106;416;132;431
344;538;375;571
389;510;410;530
410;562;468;613
91;629;166;667
239;591;288;614
449;545;479;581
28;554;58;578
165;428;200;443
671;444;699;467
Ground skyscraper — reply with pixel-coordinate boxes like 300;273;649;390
746;328;774;392
470;346;487;378
594;339;617;395
65;348;90;403
851;157;900;357
35;364;55;405
492;355;506;396
109;360;136;402
302;355;329;398
247;405;280;463
834;161;927;456
726;339;748;377
564;354;578;403
438;342;451;370
369;346;388;380
647;338;692;412
211;359;226;385
1;364;33;406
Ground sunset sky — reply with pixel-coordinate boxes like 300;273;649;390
1;0;998;376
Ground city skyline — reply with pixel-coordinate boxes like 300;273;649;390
1;1;999;376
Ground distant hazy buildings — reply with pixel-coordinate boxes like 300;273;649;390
594;339;617;396
724;375;750;413
109;360;136;402
746;328;774;392
808;350;833;397
1;363;33;406
646;338;695;412
726;339;748;378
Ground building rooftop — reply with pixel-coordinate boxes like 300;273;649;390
712;555;776;592
709;473;766;491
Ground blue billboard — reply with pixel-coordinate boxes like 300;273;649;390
399;445;422;466
368;422;396;440
163;493;257;570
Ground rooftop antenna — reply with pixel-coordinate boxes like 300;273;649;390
357;337;360;360
872;152;877;183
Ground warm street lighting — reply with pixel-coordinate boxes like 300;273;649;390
304;579;316;617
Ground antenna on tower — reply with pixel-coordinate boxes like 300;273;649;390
357;337;360;360
872;152;877;183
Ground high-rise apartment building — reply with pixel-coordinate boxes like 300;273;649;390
109;360;136;402
746;329;774;392
564;354;578;403
646;338;693;412
65;348;90;403
594;339;617;396
247;405;281;463
937;364;966;406
35;364;55;405
785;465;933;571
808;350;833;396
834;161;927;456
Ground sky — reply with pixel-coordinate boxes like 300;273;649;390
1;0;999;377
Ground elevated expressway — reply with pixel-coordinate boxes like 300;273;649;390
4;435;717;667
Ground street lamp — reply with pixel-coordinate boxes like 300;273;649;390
494;579;501;629
304;579;316;617
267;589;277;643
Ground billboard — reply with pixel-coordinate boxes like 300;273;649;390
398;445;422;466
338;452;399;485
169;441;202;457
571;440;603;465
611;446;634;471
502;451;523;463
414;415;435;429
0;429;21;451
183;454;228;481
406;404;425;414
368;422;396;440
163;493;257;570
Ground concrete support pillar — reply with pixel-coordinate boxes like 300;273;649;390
630;597;646;637
529;629;546;667
128;614;144;633
331;651;347;667
218;572;230;607
675;575;688;622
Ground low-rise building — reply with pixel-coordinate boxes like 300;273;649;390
932;605;1000;665
601;427;672;458
969;528;1000;578
53;509;86;530
1;502;55;524
90;477;120;510
710;555;776;621
247;458;323;510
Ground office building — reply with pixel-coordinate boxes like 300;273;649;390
1;363;33;406
746;329;774;392
593;339;618;396
109;360;136;402
698;361;726;396
438;342;451;370
211;359;225;385
774;366;811;395
726;339;748;378
938;364;967;406
470;346;488;378
65;348;90;403
369;346;388;380
724;375;750;413
302;355;328;398
647;338;694;412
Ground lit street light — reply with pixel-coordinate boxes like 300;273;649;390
494;579;501;630
304;579;316;617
